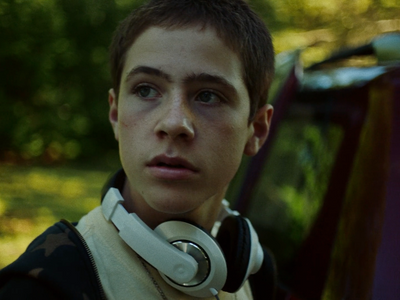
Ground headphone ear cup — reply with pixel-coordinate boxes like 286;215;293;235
154;220;228;298
216;215;251;293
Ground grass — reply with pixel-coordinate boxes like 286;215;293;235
0;164;116;268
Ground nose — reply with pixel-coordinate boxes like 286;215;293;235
154;96;195;140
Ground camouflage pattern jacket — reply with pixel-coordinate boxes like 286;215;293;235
0;220;106;300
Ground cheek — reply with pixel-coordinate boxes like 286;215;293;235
118;108;142;137
118;119;134;144
218;121;251;152
117;116;145;163
118;105;136;127
207;124;249;175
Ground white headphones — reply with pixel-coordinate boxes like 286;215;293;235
102;187;264;298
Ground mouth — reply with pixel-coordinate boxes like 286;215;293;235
147;155;198;180
148;155;197;170
156;162;186;168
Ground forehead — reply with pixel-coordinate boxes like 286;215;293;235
118;25;250;114
121;25;245;82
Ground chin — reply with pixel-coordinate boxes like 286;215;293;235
146;193;204;216
152;200;196;215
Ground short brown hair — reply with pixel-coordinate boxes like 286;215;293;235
109;0;274;120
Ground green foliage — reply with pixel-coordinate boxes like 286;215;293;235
249;0;400;65
0;164;113;268
247;117;343;280
0;0;399;164
0;0;145;164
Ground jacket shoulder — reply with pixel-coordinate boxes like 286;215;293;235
0;221;103;300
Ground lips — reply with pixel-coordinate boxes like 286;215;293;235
146;155;198;180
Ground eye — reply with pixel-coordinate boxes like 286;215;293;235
133;85;160;99
196;91;222;104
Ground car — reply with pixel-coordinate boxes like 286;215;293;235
226;33;400;299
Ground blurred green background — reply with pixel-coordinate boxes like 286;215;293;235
1;0;399;268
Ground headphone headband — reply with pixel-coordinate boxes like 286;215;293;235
102;188;198;283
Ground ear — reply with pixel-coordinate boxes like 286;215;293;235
244;104;273;156
109;88;119;141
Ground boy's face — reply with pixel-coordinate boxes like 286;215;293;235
109;25;272;223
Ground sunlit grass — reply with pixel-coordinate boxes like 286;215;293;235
0;164;115;268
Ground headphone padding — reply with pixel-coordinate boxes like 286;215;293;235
155;220;228;298
216;215;251;293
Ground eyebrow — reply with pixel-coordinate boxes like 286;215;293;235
183;73;236;92
125;66;172;82
125;67;238;96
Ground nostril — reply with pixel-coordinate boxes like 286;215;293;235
154;113;195;140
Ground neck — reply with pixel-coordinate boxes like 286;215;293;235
121;181;225;231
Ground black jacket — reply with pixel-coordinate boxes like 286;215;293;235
0;220;106;300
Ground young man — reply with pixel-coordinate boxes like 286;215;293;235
0;0;275;299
